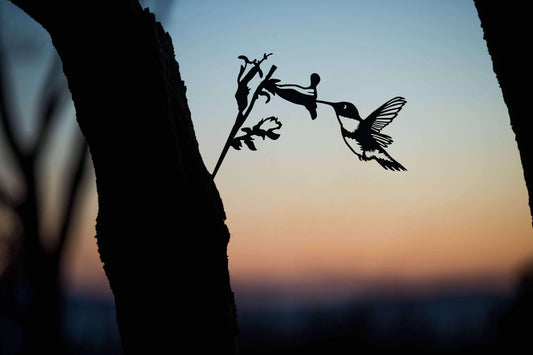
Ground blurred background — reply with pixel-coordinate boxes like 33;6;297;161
1;0;532;353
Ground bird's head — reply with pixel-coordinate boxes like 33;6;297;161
330;102;361;121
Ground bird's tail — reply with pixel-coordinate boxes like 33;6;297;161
366;149;407;171
376;154;407;171
376;158;406;171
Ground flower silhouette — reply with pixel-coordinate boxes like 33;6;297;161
263;73;320;120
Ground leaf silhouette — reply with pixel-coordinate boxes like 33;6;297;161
231;139;243;150
256;116;282;131
231;116;282;151
237;64;246;82
238;55;251;63
265;130;280;140
258;91;271;104
243;137;257;151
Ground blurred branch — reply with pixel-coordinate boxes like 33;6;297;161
0;184;15;209
32;56;64;157
0;44;26;171
55;135;89;255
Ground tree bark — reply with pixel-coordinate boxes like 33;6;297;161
10;1;239;353
474;1;533;226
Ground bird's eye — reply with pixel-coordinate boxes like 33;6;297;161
343;104;347;109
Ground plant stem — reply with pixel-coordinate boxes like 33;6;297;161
212;112;244;178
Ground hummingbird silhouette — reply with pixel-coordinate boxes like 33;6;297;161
318;96;407;171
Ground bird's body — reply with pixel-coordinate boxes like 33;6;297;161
319;97;407;171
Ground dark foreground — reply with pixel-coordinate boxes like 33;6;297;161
20;282;527;354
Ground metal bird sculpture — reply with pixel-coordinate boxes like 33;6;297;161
317;97;407;171
211;53;408;179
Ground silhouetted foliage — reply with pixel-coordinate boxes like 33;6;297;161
232;116;282;151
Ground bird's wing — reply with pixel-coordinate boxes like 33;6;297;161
370;131;394;149
362;96;406;133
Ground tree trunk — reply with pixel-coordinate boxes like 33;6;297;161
11;1;239;353
474;1;533;225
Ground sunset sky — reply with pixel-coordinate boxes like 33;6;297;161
2;0;532;300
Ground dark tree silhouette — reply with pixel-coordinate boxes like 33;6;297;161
474;1;533;226
9;1;238;354
0;39;89;353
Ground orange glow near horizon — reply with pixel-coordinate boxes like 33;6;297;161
225;190;533;281
61;163;533;297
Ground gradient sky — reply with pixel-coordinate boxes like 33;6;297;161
2;0;533;298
